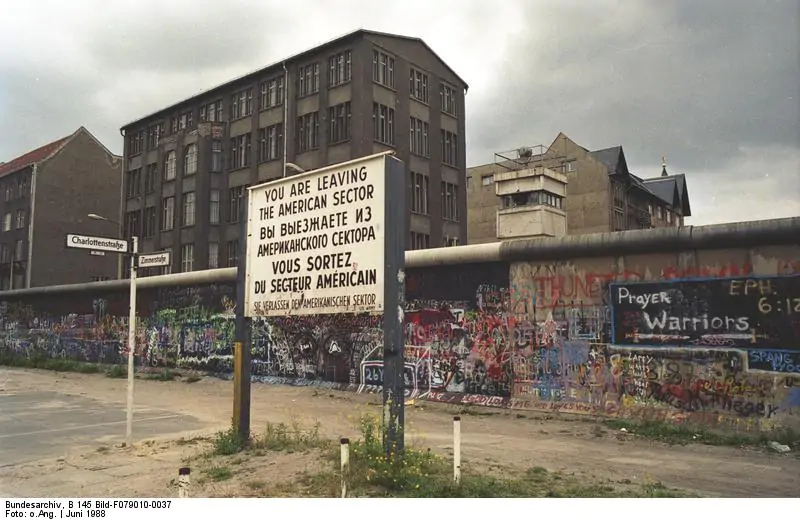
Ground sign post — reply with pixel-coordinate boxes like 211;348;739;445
243;152;406;456
65;232;137;447
125;236;138;448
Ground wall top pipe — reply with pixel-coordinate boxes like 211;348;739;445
2;217;798;298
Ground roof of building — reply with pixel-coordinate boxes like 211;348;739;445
0;134;72;178
641;174;692;216
121;28;469;131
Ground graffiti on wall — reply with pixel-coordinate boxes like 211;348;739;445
1;259;798;433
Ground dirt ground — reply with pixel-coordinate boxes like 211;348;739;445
1;367;798;498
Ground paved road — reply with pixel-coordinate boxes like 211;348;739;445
0;390;204;467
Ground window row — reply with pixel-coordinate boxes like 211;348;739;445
409;172;460;221
124;186;249;237
0;240;25;263
501;190;564;210
3;177;30;202
2;210;26;232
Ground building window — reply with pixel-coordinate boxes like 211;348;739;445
442;236;459;247
182;191;196;227
297;112;320;153
208;242;219;269
410;232;429;250
409;117;430;157
227;239;240;267
441;83;458;116
231;88;253;120
209;189;220;225
15;210;25;230
161;196;175;231
297;63;320;97
128;131;144;155
0;244;9;263
158;248;172;275
328;51;352;87
126;168;141;198
200;100;223;122
501;190;564;209
164;151;176;181
258;124;283;162
143;206;156;237
14;239;23;261
481;175;494;186
2;213;10;232
177;110;194;131
260;76;285;109
410;171;428;215
666;210;673;224
16;178;27;199
229;186;244;222
441;182;459;221
441;130;458;167
211;140;223;172
410;68;429;103
372;50;395;88
181;243;195;272
230;133;252;170
328;102;352;144
4;185;12;201
147;123;164;148
124;210;140;238
145;163;157;194
184;144;197;176
373;103;394;145
613;209;625;231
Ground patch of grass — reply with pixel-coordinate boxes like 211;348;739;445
96;446;110;454
604;418;800;448
145;368;178;381
105;365;127;378
252;420;329;453
203;466;233;482
0;355;102;374
184;375;202;383
456;406;494;417
211;428;247;456
281;413;696;498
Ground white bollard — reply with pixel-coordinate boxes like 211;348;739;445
453;416;461;485
178;467;191;498
340;438;350;498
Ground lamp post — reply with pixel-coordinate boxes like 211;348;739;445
88;213;138;448
285;162;305;175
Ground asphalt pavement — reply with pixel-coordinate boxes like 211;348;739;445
0;390;203;467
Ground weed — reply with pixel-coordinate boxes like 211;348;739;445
604;419;800;448
252;420;329;453
145;369;177;381
211;428;246;456
96;446;110;454
184;376;202;383
203;466;233;482
105;365;127;379
0;355;102;374
280;412;697;498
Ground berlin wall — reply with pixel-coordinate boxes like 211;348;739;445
1;217;798;434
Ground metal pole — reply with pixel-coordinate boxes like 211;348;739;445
453;416;461;484
125;235;138;448
232;189;251;443
340;438;350;498
382;155;406;457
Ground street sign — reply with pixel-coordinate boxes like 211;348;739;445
90;251;106;256
138;251;171;268
66;233;129;253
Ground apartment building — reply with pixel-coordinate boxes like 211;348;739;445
467;132;691;243
119;29;469;276
0;127;122;289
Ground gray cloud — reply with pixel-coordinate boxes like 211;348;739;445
0;0;797;224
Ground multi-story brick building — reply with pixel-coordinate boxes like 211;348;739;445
0;127;122;289
119;29;469;276
467;132;691;243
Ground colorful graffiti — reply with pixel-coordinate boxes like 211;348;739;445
1;257;799;433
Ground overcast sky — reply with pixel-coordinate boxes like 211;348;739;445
1;0;798;225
